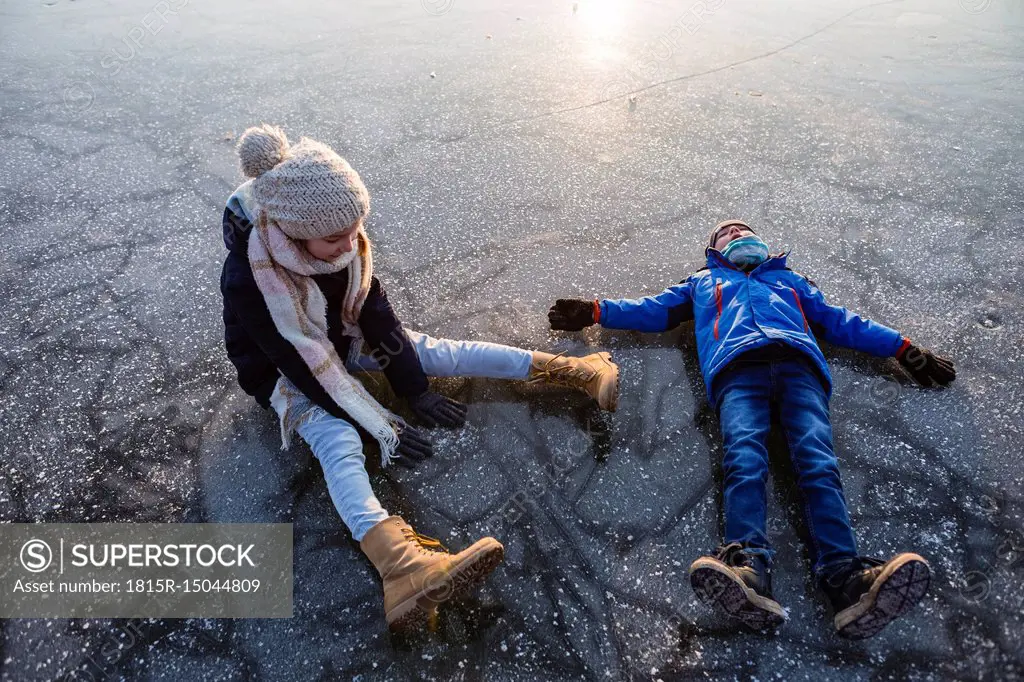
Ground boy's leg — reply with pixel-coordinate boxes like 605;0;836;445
775;357;931;639
295;409;388;541
689;361;786;630
716;363;774;555
772;358;858;577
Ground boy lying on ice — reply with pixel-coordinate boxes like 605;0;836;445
547;219;955;638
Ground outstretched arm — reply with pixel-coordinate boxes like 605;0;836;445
358;276;429;398
549;280;695;333
794;276;904;356
794;276;955;387
359;277;467;427
225;268;436;464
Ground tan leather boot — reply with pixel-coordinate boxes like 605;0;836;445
528;351;620;411
360;516;504;632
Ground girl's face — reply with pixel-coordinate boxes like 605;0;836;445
303;219;361;261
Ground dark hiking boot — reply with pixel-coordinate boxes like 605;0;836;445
689;543;787;630
822;553;931;640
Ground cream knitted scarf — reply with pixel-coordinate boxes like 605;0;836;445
247;209;402;465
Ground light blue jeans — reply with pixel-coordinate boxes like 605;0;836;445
296;330;533;541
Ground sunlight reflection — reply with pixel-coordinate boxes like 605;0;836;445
576;0;629;62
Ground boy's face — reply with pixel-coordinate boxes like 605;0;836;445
711;222;755;251
303;219;362;261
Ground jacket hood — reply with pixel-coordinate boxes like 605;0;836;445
223;180;258;254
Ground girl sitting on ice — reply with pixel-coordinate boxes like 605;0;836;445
219;124;618;632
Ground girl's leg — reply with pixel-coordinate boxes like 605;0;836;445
350;330;533;379
295;408;389;541
346;329;619;411
294;406;506;633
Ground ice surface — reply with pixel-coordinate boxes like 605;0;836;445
1;0;1022;679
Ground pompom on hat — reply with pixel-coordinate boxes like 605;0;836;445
236;124;370;241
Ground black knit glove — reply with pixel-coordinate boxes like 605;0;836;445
393;423;434;468
548;299;597;331
897;343;956;388
408;390;468;428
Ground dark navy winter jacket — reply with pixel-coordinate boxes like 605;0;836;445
598;249;907;402
219;206;428;419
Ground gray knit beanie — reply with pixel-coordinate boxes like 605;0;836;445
237;124;370;240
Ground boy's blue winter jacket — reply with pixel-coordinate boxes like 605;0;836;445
598;249;906;402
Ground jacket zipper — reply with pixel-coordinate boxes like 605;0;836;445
789;286;809;332
713;281;723;340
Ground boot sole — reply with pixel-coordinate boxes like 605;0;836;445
386;539;504;633
594;352;619;412
690;558;787;631
834;553;930;640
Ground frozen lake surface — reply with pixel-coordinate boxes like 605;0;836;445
1;0;1022;679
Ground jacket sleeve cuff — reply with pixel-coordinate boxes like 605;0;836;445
895;337;912;359
392;374;429;399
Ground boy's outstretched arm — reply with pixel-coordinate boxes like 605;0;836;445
794;276;956;387
549;280;695;333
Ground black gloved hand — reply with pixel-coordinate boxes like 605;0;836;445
393;423;434;468
548;298;596;331
408;390;468;427
898;343;956;387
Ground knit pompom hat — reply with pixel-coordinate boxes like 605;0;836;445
237;124;370;240
708;219;754;247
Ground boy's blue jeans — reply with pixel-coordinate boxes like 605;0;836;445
713;354;859;579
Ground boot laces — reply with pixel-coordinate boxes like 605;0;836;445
401;528;449;554
824;556;885;590
529;352;593;387
714;542;754;568
852;556;886;581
